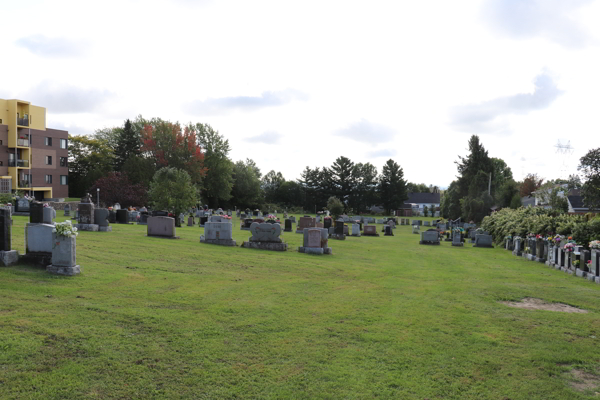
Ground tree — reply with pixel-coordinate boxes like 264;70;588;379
578;148;600;209
568;174;582;191
423;205;429;217
495;179;519;209
440;181;462;219
68;135;114;198
122;155;156;189
350;162;378;214
148;167;198;217
520;173;544;197
329;156;356;208
378;159;408;214
510;193;522;209
276;181;304;208
327;196;344;218
230;159;263;209
262;170;285;204
406;182;429;193
141;119;206;184
114;119;141;170
89;172;147;208
194;123;234;208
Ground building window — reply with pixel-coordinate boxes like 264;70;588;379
0;140;3;145
60;138;68;149
60;175;68;185
45;137;52;146
60;157;67;167
46;156;52;165
45;175;52;184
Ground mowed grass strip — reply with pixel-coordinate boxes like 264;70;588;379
2;215;600;399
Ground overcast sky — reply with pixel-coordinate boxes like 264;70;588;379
2;0;599;188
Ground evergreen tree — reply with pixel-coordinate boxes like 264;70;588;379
578;148;600;209
329;156;356;209
377;159;408;214
114;119;141;170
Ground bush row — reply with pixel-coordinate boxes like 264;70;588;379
481;207;600;249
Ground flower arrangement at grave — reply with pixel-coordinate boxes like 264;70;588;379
589;240;600;249
525;246;530;253
513;235;522;241
564;243;575;253
553;235;564;245
587;260;592;270
43;203;50;208
53;220;78;239
573;260;580;268
476;228;484;234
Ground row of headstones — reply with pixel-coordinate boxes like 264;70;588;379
417;226;493;248
508;237;600;283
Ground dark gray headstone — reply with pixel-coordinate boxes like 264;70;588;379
284;219;292;232
30;202;44;223
116;209;128;224
0;209;11;251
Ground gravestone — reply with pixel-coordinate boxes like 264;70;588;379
147;217;179;239
188;216;195;226
298;228;332;255
116;209;129;224
330;219;345;240
284;219;293;232
324;218;333;229
200;216;209;227
351;224;361;237
473;234;493;248
17;197;30;212
42;207;56;225
200;220;236;246
25;223;54;264
423;221;430;226
420;230;440;245
78;194;95;225
512;238;522;256
94;209;111;232
137;212;148;225
241;222;287;251
363;225;379;237
0;209;17;266
535;240;546;263
384;225;394;236
289;216;296;223
64;204;71;217
47;230;80;276
296;217;316;234
412;225;420;234
452;231;463;247
30;202;44;224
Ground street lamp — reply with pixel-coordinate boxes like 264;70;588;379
97;188;100;207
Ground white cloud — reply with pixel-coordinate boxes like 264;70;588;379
183;89;308;116
334;119;397;145
23;81;115;114
244;131;282;145
482;0;597;48
450;72;564;134
15;34;88;58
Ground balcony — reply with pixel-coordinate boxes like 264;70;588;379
17;138;29;147
19;181;30;188
17;118;29;127
9;159;29;168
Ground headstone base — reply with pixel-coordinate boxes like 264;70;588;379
240;227;250;230
47;264;81;276
75;224;99;232
350;232;361;237
284;228;292;232
363;232;380;237
576;268;587;278
22;252;52;266
419;241;440;245
567;269;574;275
200;236;237;246
242;241;287;251
444;238;452;241
596;276;600;284
295;229;305;234
555;264;561;270
117;222;134;225
587;274;596;282
451;243;464;247
298;246;332;255
146;235;180;239
535;257;545;263
137;221;147;225
99;226;112;232
0;250;19;266
330;233;346;240
473;243;494;248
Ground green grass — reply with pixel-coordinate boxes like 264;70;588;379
2;214;600;399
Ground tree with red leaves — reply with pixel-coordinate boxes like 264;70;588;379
140;118;207;184
89;172;148;208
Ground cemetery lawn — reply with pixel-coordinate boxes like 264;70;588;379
3;216;600;399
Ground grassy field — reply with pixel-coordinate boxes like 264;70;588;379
1;214;600;399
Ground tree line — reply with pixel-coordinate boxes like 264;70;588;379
68;117;413;213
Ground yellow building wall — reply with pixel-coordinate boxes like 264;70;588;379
29;105;46;130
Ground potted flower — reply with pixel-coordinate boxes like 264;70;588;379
564;243;575;253
51;220;78;268
573;260;580;269
589;240;600;249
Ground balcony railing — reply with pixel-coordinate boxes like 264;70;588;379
19;181;30;188
9;159;29;168
17;118;29;127
17;139;29;147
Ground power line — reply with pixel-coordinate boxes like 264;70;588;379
555;140;574;179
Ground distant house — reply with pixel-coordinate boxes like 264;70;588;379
400;193;441;216
567;189;597;214
531;184;568;208
521;196;536;207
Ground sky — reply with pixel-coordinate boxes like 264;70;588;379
1;0;599;188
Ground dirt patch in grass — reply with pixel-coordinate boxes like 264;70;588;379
564;369;600;392
500;298;588;313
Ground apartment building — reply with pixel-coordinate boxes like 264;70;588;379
0;99;69;200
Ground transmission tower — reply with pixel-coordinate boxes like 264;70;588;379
555;140;574;179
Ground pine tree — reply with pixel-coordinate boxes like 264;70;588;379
378;159;408;215
114;119;141;170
